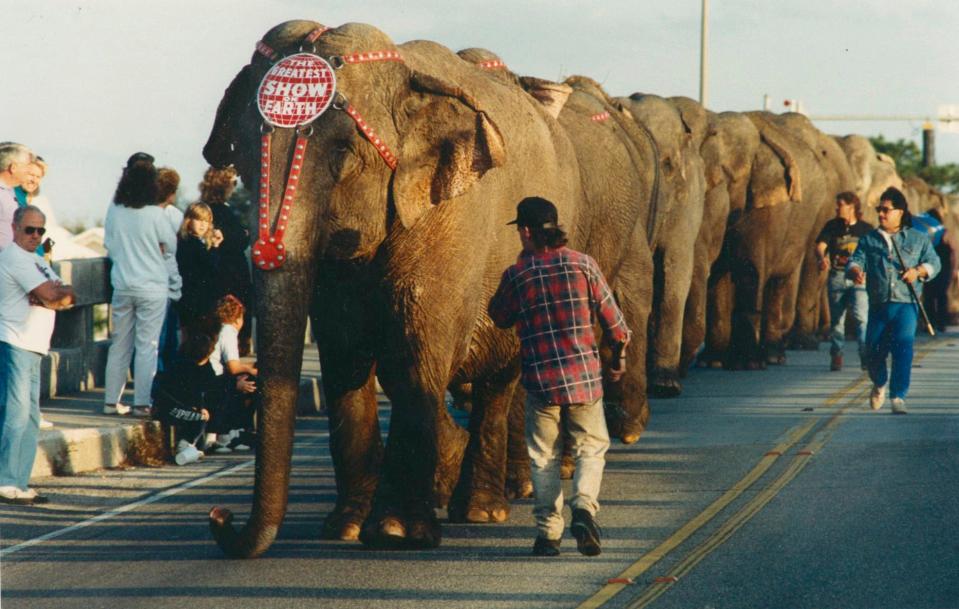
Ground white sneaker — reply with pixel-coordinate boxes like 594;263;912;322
39;417;54;430
175;441;202;465
891;398;908;415
103;404;131;415
869;384;887;411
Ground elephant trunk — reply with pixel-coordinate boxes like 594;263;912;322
209;264;313;558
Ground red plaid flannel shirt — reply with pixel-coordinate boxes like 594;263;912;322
489;247;631;405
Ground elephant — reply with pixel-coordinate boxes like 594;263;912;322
698;111;837;369
766;113;856;352
613;94;707;396
202;21;645;557
458;47;660;443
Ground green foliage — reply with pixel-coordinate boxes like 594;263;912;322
870;135;959;193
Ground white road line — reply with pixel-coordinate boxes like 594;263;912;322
0;459;254;558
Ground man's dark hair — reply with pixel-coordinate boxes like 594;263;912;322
880;186;912;227
179;330;217;364
529;225;569;249
113;158;158;208
836;191;863;220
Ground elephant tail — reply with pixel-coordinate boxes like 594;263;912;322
209;506;281;559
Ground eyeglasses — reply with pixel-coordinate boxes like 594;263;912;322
876;206;897;214
23;226;46;236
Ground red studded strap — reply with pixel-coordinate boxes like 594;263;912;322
337;50;404;65
255;40;279;61
477;59;507;70
252;133;308;270
591;111;611;122
343;104;399;170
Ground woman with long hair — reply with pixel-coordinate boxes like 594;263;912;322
199;166;253;354
176;202;224;334
102;153;179;416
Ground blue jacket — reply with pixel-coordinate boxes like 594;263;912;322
847;226;941;306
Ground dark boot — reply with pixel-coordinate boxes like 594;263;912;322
532;536;561;557
830;354;843;371
571;509;602;556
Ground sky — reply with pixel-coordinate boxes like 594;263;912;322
7;0;959;227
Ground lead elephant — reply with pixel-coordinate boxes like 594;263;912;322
203;21;646;557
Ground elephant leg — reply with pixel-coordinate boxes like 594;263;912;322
319;364;381;541
360;358;467;550
701;264;733;369
789;248;826;350
604;245;652;444
311;295;383;542
505;385;533;500
680;250;710;377
650;237;698;397
766;262;805;364
730;258;765;370
448;360;520;524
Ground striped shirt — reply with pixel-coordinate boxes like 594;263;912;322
489;246;630;405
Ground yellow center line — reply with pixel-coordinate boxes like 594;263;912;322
618;342;941;609
576;375;867;609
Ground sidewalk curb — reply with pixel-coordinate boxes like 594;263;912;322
32;376;326;480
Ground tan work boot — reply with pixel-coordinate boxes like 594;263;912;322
830;354;843;371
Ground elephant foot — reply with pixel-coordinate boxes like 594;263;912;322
448;491;510;524
605;405;646;445
649;367;683;398
359;515;408;549
788;333;821;351
766;353;787;365
559;454;575;480
406;514;442;549
745;359;767;371
505;475;533;500
321;505;368;541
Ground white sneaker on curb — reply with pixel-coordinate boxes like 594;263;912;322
103;404;131;415
39;417;54;430
869;384;887;411
175;441;202;465
891;398;908;415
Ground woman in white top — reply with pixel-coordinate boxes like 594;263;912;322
102;153;180;416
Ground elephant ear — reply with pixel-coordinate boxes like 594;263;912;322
757;125;802;204
391;72;507;229
203;64;255;169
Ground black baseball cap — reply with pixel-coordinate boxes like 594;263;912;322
507;196;558;229
126;152;155;168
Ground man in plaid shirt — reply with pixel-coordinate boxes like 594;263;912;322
489;197;630;557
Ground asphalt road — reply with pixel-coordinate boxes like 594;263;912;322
1;337;958;609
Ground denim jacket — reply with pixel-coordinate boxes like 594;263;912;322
847;226;941;306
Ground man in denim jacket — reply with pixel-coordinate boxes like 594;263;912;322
847;187;940;414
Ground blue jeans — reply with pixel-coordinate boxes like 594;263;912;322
0;341;42;490
827;271;868;361
866;302;918;400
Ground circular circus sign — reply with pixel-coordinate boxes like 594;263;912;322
257;53;337;128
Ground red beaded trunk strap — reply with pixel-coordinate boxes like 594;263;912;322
252;133;308;270
255;40;279;61
344;104;399;170
337;50;404;65
591;111;611;122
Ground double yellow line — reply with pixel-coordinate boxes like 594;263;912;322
579;343;939;609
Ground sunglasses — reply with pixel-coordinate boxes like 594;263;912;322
875;206;898;214
23;226;46;236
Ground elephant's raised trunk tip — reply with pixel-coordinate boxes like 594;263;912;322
209;506;276;559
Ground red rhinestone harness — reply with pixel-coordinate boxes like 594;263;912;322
251;26;401;270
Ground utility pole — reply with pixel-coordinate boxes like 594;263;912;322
700;0;709;109
922;122;936;167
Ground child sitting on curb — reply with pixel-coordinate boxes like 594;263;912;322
207;295;258;453
153;329;241;464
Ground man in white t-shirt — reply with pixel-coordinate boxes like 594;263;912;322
0;206;75;504
0;143;35;250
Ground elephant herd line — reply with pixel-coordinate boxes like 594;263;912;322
200;20;957;557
